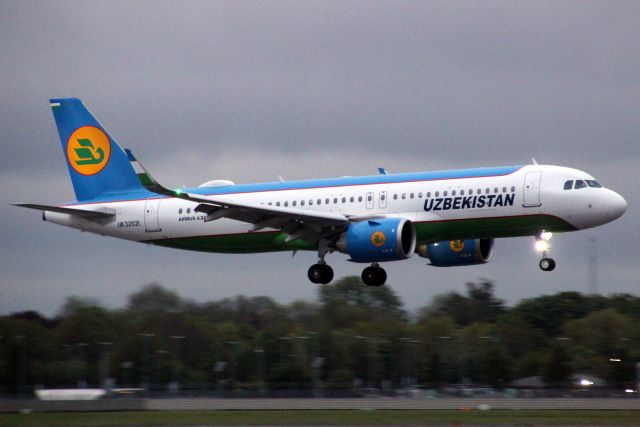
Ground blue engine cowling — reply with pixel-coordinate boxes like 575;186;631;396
336;218;416;263
417;238;494;267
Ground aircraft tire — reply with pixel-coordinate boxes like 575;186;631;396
539;257;556;271
362;266;387;287
308;264;334;284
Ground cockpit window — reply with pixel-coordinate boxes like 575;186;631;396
574;180;587;189
563;180;573;190
586;180;602;188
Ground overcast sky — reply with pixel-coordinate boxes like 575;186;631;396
1;1;638;317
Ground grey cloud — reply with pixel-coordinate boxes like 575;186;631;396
1;1;638;316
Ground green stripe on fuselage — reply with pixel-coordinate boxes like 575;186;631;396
150;214;576;253
152;231;317;253
415;214;576;243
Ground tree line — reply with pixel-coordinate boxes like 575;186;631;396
1;277;639;394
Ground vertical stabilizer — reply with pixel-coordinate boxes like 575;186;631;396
49;98;146;201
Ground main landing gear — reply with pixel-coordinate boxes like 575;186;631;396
361;263;387;287
535;230;556;272
308;239;334;285
307;240;388;286
308;263;334;284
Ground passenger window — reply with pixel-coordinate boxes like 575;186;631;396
381;194;386;201
309;200;313;205
435;191;439;197
284;201;289;207
564;180;573;190
179;208;183;214
325;198;330;204
460;190;464;196
367;195;372;201
477;189;482;195
587;180;602;188
511;186;515;192
350;196;354;203
418;192;423;198
341;197;346;203
268;202;273;206
276;202;280;207
502;187;507;193
333;198;338;204
410;193;414;199
187;208;191;214
301;200;305;206
402;193;406;199
494;187;498;193
427;192;431;198
443;191;448;197
575;180;587;189
292;201;296;207
485;188;490;194
358;196;363;202
452;190;456;196
393;194;398;200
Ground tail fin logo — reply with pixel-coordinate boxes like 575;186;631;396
66;126;111;176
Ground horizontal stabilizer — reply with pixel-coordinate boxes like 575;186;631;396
13;204;115;219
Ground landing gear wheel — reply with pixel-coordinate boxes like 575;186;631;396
361;266;387;287
539;257;556;272
308;264;334;284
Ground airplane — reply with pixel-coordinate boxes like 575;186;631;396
15;98;627;287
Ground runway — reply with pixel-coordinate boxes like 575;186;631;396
2;397;640;413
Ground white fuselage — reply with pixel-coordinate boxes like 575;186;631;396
43;165;627;253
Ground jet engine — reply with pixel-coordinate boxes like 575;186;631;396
336;218;416;263
417;238;494;267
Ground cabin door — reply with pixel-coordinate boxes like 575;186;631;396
523;171;542;207
144;198;162;232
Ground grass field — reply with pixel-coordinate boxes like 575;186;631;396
1;409;640;426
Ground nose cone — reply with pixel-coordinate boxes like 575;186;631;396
606;190;627;222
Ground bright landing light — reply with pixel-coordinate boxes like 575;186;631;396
535;240;549;252
540;231;553;241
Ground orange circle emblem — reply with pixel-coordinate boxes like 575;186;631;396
450;240;465;252
371;231;386;247
66;126;111;176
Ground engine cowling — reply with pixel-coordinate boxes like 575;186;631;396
417;238;494;267
336;218;416;263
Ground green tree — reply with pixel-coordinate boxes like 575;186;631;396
127;283;182;313
424;279;504;326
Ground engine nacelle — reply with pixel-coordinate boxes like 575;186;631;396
336;218;416;263
417;238;494;267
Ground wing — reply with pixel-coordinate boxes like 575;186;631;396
125;149;350;244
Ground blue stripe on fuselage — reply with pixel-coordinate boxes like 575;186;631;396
67;165;524;205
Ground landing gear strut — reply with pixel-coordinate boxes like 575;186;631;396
535;231;556;272
361;263;387;287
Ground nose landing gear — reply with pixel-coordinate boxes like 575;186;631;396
539;257;556;271
535;231;556;271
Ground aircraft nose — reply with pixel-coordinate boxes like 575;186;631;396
606;190;627;221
